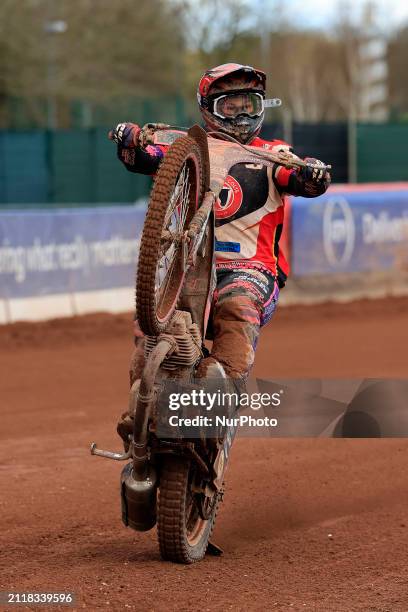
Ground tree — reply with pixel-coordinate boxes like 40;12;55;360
388;26;408;119
0;0;187;127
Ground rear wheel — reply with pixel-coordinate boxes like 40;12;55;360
158;455;219;563
136;136;205;336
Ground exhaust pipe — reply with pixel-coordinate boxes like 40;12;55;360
121;337;175;532
120;462;158;531
132;337;175;479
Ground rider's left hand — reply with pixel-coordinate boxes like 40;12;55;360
301;158;331;186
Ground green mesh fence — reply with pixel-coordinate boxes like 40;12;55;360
93;128;150;203
51;131;94;202
0;128;152;206
0;95;189;206
0;131;49;204
1;121;408;207
49;129;151;203
356;123;408;183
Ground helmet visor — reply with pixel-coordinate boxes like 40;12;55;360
212;92;264;119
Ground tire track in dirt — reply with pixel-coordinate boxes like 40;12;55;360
1;297;408;610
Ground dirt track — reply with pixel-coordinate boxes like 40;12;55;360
1;297;408;611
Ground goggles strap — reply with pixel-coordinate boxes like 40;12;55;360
264;98;282;108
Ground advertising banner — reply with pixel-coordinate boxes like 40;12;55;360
291;186;408;276
0;206;145;300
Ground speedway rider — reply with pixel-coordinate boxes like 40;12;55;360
111;63;331;444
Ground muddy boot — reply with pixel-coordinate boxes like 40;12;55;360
196;356;246;399
195;357;244;446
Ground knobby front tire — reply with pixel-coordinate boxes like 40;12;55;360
136;136;205;336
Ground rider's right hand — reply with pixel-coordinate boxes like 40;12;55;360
108;122;141;148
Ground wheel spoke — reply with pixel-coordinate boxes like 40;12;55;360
179;182;191;231
164;164;188;229
157;246;180;307
155;162;191;312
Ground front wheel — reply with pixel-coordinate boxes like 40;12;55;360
136;136;205;336
157;456;219;563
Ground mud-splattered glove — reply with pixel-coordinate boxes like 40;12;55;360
108;122;141;148
297;157;331;196
300;158;331;186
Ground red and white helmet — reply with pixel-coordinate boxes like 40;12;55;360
197;63;269;143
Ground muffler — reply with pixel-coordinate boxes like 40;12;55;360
120;334;179;531
120;462;158;532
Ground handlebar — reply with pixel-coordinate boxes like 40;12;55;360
108;123;180;148
108;123;332;173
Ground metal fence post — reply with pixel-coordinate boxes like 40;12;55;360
283;109;293;146
348;117;357;184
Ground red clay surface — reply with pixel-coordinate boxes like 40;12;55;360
1;297;408;611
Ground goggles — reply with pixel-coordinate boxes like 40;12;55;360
209;90;282;119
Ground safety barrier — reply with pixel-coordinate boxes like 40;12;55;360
290;183;408;276
1;184;408;323
0;205;146;323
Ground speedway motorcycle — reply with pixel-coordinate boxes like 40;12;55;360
91;123;331;563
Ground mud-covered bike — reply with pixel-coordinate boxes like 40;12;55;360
91;124;331;563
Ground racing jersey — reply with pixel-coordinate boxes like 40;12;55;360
117;134;329;287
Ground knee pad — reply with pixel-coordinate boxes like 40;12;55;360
214;294;261;326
